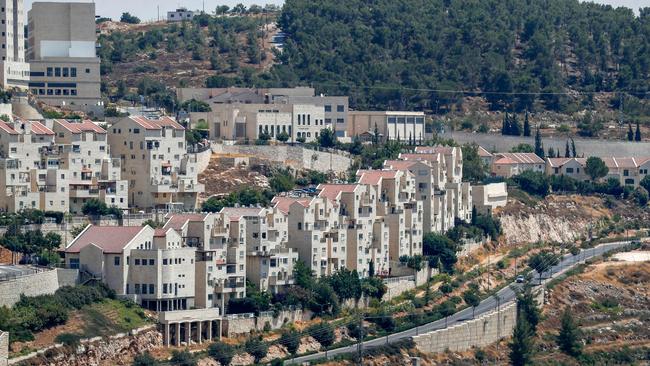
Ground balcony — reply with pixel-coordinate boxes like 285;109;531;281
214;279;245;292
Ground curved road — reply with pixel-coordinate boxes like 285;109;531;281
287;241;631;364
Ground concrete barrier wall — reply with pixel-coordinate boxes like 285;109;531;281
212;144;352;175
0;269;80;307
195;149;213;174
0;331;8;366
442;131;650;157
413;302;517;354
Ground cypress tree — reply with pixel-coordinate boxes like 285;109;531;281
502;112;509;135
547;147;555;158
534;126;544;158
635;121;642;141
511;113;521;136
557;307;583;357
509;315;535;366
565;140;570;158
523;110;531;137
557;148;561;158
571;138;577;157
627;123;634;141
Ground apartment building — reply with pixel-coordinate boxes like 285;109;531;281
273;195;347;277
357;170;424;267
64;225;197;311
471;182;508;215
27;2;101;111
221;207;298;293
0;119;69;212
0;0;29;88
167;8;194;22
546;157;650;187
318;183;390;276
51;119;127;213
107;116;204;211
348;111;426;142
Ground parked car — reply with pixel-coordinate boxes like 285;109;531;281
516;275;525;283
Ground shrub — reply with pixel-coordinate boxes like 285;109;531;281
245;337;268;364
54;332;82;347
307;322;335;348
207;342;235;366
170;349;196;366
280;330;301;355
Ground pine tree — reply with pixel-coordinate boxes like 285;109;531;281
523;110;531;137
635;121;642;141
547;147;556;158
557;148;561;158
534;126;544;158
511;113;521;136
571;138;577;157
627;123;634;141
557;308;582;357
565;140;570;158
517;285;541;333
509;315;535;366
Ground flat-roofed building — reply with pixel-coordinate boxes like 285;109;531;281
348;111;425;142
27;2;101;112
0;0;30;89
471;182;508;215
167;8;194;22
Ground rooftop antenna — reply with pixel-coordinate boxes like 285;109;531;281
157;5;160;22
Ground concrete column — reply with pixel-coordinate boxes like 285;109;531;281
164;323;170;346
197;321;202;344
207;321;213;342
185;322;191;345
175;322;181;347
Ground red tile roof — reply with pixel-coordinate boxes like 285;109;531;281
477;146;493;158
163;213;208;231
129;116;184;130
154;228;169;237
317;184;359;201
494;157;517;165
65;226;145;254
272;196;311;214
0;121;17;135
28;121;55;135
546;158;574;168
56;119;106;134
357;170;399;185
495;153;544;164
383;160;418;171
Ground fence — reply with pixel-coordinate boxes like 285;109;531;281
0;266;47;282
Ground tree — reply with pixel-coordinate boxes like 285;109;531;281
627;123;634;141
180;99;211;113
326;268;361;301
132;352;159;366
207;341;235;366
564;140;570;158
640;175;650;193
281;330;301;355
317;128;336;148
635;121;642;141
293;260;315;289
276;131;290;142
632;187;649;206
512;171;550;197
571;138;577;157
547;147;556;158
463;290;481;318
423;233;459;273
585;156;609;181
528;251;559;282
510;143;534;153
523;111;531;137
245;337;268;364
534;126;544;158
215;5;230;14
440;282;453;296
120;12;140;24
170;349;196;366
517;285;541;333
557;307;583;357
509;315;535;366
461;143;487;183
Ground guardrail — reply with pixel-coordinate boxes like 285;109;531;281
0;266;49;282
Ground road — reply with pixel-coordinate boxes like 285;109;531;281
286;241;630;364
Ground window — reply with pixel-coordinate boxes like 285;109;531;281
62;68;69;77
336;118;344;124
149;259;154;265
85;68;90;73
134;284;140;294
71;68;77;77
337;105;345;112
114;256;120;266
135;259;140;265
55;68;61;77
163;258;168;265
149;284;154;294
69;258;79;269
566;168;574;173
324;105;332;112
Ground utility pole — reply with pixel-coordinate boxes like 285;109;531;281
357;315;363;364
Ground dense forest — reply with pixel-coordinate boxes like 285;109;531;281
267;0;650;114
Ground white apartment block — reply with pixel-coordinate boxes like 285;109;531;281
221;207;298;293
273;195;347;277
471;182;508;215
348;111;426;142
0;0;29;89
51;119;127;214
0;119;69;212
65;225;197;311
107;116;204;211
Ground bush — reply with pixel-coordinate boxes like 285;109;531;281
307;322;335;348
207;342;235;366
280;330;301;355
511;171;550;197
170;349;196;366
54;332;82;347
133;352;160;366
245;337;268;364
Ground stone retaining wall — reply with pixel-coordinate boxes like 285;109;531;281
222;309;307;337
212;144;352;175
442;131;650;157
0;332;8;366
0;269;80;307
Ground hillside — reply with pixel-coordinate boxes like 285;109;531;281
270;0;649;115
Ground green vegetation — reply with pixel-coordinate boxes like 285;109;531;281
119;12;140;24
557;307;583;357
132;352;160;366
585;156;609;181
245;337;268;364
170;349;197;366
81;198;123;218
0;284;116;343
509;285;541;366
0;227;61;266
207;341;235;366
272;0;650;113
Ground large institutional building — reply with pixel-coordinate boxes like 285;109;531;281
0;0;30;88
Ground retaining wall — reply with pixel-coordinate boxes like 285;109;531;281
413;302;517;354
222;309;307;337
442;131;650;157
195;148;212;174
0;332;7;366
212;144;352;175
0;269;80;307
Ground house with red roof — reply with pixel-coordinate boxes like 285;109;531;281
490;152;545;178
107;116;204;210
546;157;650;187
64;224;196;312
52;119;128;214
